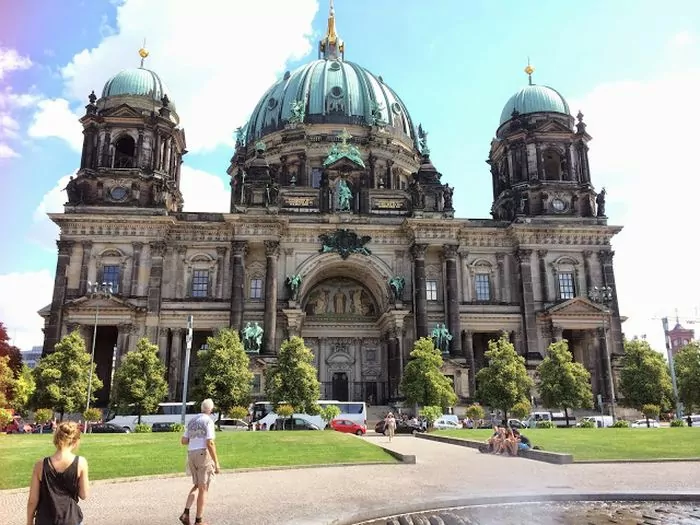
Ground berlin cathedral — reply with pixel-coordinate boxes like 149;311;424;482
41;4;624;409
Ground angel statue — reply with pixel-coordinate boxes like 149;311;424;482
289;99;305;124
388;276;405;302
285;274;302;301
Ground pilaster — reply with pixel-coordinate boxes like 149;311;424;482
443;244;462;357
44;240;74;354
148;241;166;314
130;242;143;296
537;250;548;303
598;250;624;355
169;328;183;400
230;240;248;332
516;249;539;357
78;241;92;296
264;240;280;354
411;243;428;338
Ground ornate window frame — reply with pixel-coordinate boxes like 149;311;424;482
542;145;566;181
94;248;129;295
246;261;265;301
425;264;441;302
185;253;217;299
468;258;494;302
111;130;138;169
550;256;580;301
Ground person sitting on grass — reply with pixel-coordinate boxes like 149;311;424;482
502;428;531;456
487;425;505;453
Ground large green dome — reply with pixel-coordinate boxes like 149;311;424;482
499;84;569;125
246;58;417;144
101;67;174;107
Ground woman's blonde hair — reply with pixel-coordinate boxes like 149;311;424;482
53;421;81;448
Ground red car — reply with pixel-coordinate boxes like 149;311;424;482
330;418;366;436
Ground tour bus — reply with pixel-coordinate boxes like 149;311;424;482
251;400;367;429
107;402;211;431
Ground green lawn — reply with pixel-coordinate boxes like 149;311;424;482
434;428;700;461
0;431;396;490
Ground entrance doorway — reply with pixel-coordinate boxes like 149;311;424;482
332;372;349;401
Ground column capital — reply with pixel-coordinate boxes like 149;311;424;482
57;240;74;255
410;243;428;260
515;249;533;264
265;240;280;258
117;322;134;335
537;249;548;258
442;244;459;259
132;241;144;251
216;246;227;257
232;240;248;257
171;327;184;336
597;250;615;264
150;241;167;257
583;250;593;259
81;240;93;249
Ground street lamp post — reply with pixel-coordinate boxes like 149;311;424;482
661;316;683;420
588;286;616;421
86;281;113;413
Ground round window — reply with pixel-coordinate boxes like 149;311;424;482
110;186;128;201
329;61;341;71
391;102;402;115
330;86;343;98
551;198;566;212
267;97;278;110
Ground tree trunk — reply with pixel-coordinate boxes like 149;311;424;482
645;415;650;428
564;407;570;428
137;407;142;425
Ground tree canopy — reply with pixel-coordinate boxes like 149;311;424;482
32;331;103;419
0;322;22;376
619;338;673;411
674;341;700;413
112;337;168;424
400;337;457;408
536;340;593;424
194;328;253;423
475;334;533;417
265;336;320;414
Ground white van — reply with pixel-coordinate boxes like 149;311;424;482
523;410;576;428
576;415;614;428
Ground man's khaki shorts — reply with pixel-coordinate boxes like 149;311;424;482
187;449;215;486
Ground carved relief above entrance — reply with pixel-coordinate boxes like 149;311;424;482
304;278;377;317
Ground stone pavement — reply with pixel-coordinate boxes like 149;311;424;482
2;434;699;525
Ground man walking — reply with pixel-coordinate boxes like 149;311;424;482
384;412;396;443
179;399;220;525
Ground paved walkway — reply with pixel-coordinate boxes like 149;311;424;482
2;434;699;525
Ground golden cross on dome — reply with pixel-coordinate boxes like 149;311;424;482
524;57;535;85
138;38;149;68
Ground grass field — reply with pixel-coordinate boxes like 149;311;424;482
434;428;700;461
0;430;396;490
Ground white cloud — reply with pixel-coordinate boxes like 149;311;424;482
668;30;695;51
569;65;700;354
180;166;229;212
0;47;32;79
0;270;54;351
0;142;19;158
0;113;20;138
55;0;319;153
27;99;83;151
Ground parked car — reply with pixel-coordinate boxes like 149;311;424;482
375;420;426;435
433;417;460;430
89;423;130;433
270;417;320;431
630;419;660;428
151;422;177;432
330;418;366;435
218;418;249;431
576;415;614;428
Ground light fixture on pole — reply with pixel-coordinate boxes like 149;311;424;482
181;315;194;426
588;285;616;421
86;281;113;413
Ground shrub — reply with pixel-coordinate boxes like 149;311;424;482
641;404;660;420
535;420;556;429
0;408;12;429
276;404;294;418
170;423;185;433
578;419;596;428
34;408;54;426
611;419;630;428
319;405;341;428
419;406;443;429
465;404;485;421
670;419;686;427
134;423;152;433
510;400;531;420
227;406;249;420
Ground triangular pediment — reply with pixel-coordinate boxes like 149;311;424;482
101;104;144;119
64;294;144;313
534;119;573;134
324;155;365;171
546;297;607;316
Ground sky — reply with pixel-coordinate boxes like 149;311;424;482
0;0;699;354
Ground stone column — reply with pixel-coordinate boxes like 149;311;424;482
153;132;161;171
130;242;143;296
264;241;280;354
157;328;169;366
582;251;593;295
516;249;539;357
462;329;475;398
116;323;132;364
598;250;624;356
44;240;74;353
215;247;226;299
100;129;111;167
411;243;428;338
169;328;183;400
136;130;144;169
537;250;548;304
175;246;187;298
148;241;166;314
496;253;505;303
443;245;462;357
229;241;248;332
78;241;92;296
387;336;399;399
552;325;564;343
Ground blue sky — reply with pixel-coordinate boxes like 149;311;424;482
1;0;699;350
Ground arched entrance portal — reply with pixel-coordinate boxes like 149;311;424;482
301;276;388;404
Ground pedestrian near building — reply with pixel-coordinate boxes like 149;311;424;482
179;399;221;525
26;421;90;525
384;412;396;443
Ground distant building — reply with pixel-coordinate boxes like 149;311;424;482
666;318;695;358
21;346;43;369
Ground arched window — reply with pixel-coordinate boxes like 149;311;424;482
114;135;136;168
469;259;494;302
551;256;579;301
543;149;562;181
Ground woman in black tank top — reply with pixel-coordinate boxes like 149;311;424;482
26;421;90;525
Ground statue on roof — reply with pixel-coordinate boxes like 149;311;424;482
418;124;430;156
337;179;352;211
323;128;365;168
235;124;248;148
596;187;607;217
443;184;454;210
369;100;385;127
289;99;305;124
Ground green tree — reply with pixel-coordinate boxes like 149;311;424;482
10;365;36;414
0;356;14;407
112;338;168;424
83;407;103;433
641;403;660;428
475;334;533;419
465;403;485;421
674;341;700;413
227;406;249;420
536;340;593;426
0;407;12;429
400;338;458;408
619;338;673;414
265;336;320;414
319;404;341;428
275;403;294;430
34;408;53;433
0;322;22;375
32;331;102;420
194;328;253;425
419;406;443;429
510;399;532;420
